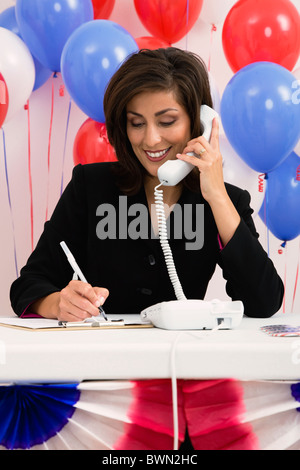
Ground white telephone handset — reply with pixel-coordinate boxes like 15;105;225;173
157;105;219;186
141;105;244;330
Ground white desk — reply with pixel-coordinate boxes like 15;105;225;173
0;313;299;383
0;313;299;450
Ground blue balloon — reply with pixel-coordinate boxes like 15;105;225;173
32;60;53;91
0;6;19;35
61;20;138;122
0;6;52;91
221;62;300;173
15;0;94;72
259;152;300;241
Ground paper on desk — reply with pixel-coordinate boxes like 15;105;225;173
0;315;151;331
0;317;60;329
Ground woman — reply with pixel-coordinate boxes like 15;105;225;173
10;47;284;321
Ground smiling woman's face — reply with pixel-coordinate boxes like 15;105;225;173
126;89;191;180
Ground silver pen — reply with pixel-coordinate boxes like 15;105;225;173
60;241;108;321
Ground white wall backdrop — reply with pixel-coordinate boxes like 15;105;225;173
0;0;299;316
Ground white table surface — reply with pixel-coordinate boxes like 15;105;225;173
0;313;299;384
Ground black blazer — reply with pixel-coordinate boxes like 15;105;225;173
10;162;284;317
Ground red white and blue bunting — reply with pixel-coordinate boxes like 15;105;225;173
0;379;299;450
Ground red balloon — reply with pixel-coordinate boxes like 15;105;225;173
0;73;9;128
73;118;117;166
222;0;300;73
134;0;203;44
135;36;169;50
92;0;115;19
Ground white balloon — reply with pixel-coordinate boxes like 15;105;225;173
200;0;238;25
0;27;35;122
220;135;266;216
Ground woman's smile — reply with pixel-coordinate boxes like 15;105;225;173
144;147;172;162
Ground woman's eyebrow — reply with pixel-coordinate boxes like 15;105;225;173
127;108;178;117
126;111;143;117
155;108;178;116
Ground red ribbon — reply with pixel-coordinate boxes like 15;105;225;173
208;23;217;72
45;74;55;222
291;239;300;314
25;100;34;252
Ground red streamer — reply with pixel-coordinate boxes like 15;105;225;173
278;241;287;313
291;239;300;313
25;100;34;252
184;0;190;51
60;98;72;196
2;128;18;277
207;24;217;72
258;173;265;193
45;74;55;222
283;244;287;313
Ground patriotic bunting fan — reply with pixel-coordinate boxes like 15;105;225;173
0;379;299;450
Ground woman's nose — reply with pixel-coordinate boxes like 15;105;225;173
144;125;161;148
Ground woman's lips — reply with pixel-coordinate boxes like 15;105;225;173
144;147;171;162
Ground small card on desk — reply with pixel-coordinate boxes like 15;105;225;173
260;324;300;337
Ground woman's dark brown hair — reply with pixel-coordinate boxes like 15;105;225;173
103;47;213;195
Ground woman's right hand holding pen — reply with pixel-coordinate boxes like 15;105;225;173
58;280;109;322
30;281;109;322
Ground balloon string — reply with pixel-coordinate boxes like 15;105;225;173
1;128;18;277
208;23;217;72
291;238;300;313
283;242;287;313
262;174;270;256
185;0;190;50
25;100;34;252
45;74;55;222
60;98;72;196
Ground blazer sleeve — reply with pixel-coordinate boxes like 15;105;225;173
218;188;284;318
10;164;88;317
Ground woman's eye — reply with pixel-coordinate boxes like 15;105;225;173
160;120;176;127
129;119;176;128
131;122;144;128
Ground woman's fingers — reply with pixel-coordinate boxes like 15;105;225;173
94;286;109;306
179;118;221;166
209;117;220;147
58;281;109;321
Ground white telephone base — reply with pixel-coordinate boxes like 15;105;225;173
140;299;244;330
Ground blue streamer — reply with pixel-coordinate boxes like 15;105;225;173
291;383;300;412
0;383;80;449
2;128;18;277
